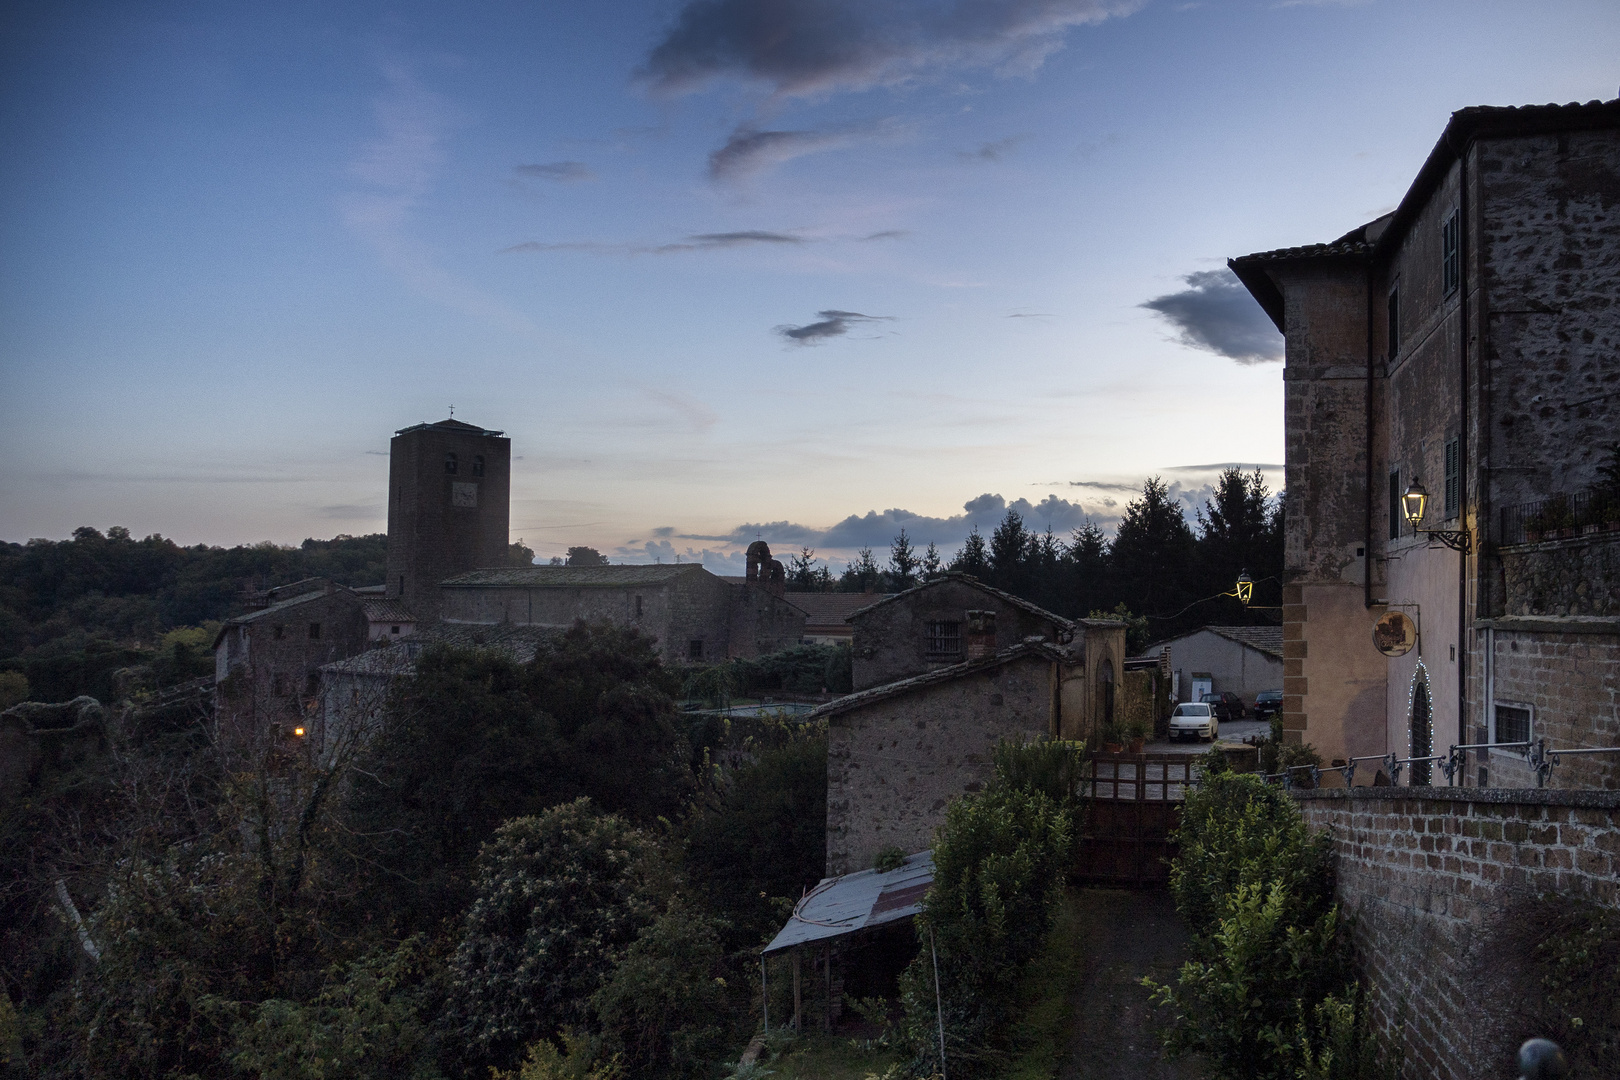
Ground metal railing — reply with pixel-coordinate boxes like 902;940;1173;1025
1249;740;1619;789
1501;491;1620;545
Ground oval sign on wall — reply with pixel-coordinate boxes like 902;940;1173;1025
1372;610;1418;657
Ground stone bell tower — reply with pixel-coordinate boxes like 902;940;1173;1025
385;419;511;618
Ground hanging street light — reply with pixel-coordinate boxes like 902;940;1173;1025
1402;476;1471;553
1235;570;1254;606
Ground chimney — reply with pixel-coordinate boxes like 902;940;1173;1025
965;609;997;661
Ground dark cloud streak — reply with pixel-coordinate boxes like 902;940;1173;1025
514;161;594;182
1141;269;1283;364
775;309;892;344
640;0;1145;99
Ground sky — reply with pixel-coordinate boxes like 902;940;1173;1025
2;0;1616;574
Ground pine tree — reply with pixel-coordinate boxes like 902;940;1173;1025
988;509;1032;592
888;528;920;591
949;528;990;578
1112;477;1196;621
921;541;943;580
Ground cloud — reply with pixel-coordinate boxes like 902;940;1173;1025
775;309;892;344
958;135;1024;162
514;161;595;182
639;0;1145;99
862;229;909;241
501;230;805;255
708;124;874;181
1163;462;1284;473
1140;269;1283;364
342;61;533;333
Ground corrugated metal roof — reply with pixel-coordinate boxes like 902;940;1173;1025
763;851;934;955
439;564;706;588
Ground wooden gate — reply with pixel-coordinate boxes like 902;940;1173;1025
1071;754;1194;888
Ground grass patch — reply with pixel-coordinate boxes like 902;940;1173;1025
998;888;1088;1080
751;1030;904;1080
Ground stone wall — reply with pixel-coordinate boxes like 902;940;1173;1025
1499;533;1620;617
849;577;1066;691
825;653;1054;875
1295;787;1620;1080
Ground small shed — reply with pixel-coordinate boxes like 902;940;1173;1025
762;851;934;1031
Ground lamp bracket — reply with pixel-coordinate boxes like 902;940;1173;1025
1420;529;1471;554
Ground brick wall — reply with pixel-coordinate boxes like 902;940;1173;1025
1295;787;1620;1080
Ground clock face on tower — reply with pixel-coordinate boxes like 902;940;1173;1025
452;482;479;508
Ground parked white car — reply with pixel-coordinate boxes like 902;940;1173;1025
1169;702;1219;742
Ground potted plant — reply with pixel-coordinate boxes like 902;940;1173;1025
1098;721;1124;754
1125;718;1149;754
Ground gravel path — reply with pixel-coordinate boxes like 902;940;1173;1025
1058;888;1206;1080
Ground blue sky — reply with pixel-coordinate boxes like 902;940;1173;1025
2;0;1616;573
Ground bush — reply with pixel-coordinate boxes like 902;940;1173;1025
1146;771;1372;1080
898;782;1072;1077
989;736;1087;809
442;800;664;1072
591;900;733;1079
226;936;445;1080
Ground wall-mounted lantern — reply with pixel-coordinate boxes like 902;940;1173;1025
1234;571;1254;606
1402;477;1471;552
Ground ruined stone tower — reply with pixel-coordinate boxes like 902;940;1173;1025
385;419;511;618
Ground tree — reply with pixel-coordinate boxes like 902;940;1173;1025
949;528;990;578
1111;477;1196;621
1197;468;1275;607
1067;519;1110;615
443;800;664;1072
509;540;537;566
786;547;822;591
565;547;609;566
988;509;1032;592
888;528;919;591
921;542;943;580
838;548;882;593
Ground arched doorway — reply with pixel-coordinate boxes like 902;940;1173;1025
1409;662;1432;786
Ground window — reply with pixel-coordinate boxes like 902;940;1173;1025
308;622;321;640
1444;437;1460;519
687;639;704;660
272;674;287;696
926;620;962;657
1387;286;1401;357
1495;703;1532;746
473;454;485;477
273;624;284;641
1441;210;1460;296
305;673;320;697
1389;470;1402;540
634;595;643;617
445;452;458;474
390;624;401;634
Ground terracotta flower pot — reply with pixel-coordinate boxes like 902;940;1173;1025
1104;742;1124;754
1127;737;1146;754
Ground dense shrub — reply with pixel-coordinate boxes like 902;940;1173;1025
1147;771;1393;1080
591;899;733;1079
682;729;827;951
898;777;1072;1077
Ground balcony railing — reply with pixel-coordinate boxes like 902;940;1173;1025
1500;492;1620;545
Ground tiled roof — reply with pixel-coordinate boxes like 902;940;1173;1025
361;599;416;624
848;573;1082;629
438;564;706;587
785;592;894;627
808;641;1069;720
1147;625;1284;660
394;418;505;437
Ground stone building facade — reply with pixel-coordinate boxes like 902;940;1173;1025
820;643;1068;875
437;562;806;664
212;581;371;738
385;418;511;619
1230;100;1620;787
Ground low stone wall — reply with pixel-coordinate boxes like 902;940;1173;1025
1294;786;1620;1080
1499;531;1620;617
